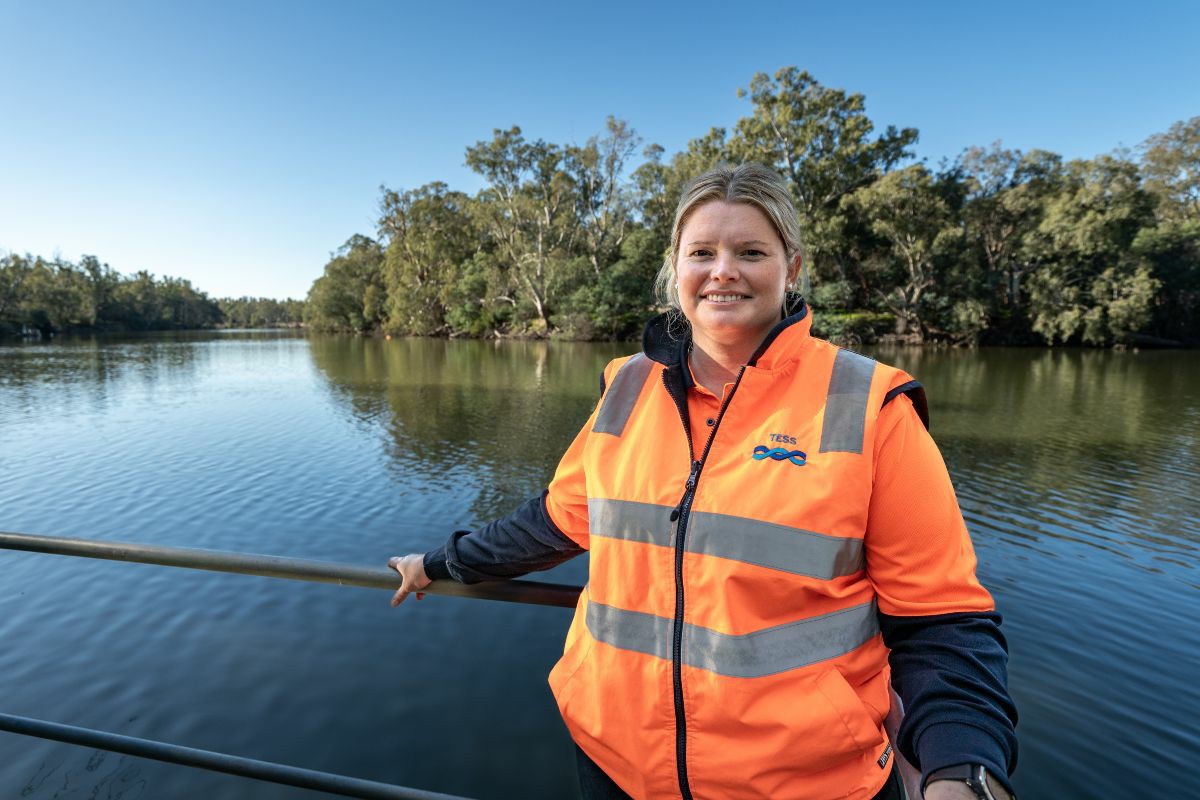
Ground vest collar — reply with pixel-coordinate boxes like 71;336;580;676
642;294;812;386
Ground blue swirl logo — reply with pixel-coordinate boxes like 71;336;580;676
752;445;807;466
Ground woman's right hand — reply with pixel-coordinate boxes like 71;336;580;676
387;554;432;607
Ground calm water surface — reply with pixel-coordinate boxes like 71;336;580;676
0;332;1196;799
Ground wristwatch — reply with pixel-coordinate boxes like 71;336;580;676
925;764;1015;800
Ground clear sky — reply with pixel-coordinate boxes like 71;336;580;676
2;0;1197;300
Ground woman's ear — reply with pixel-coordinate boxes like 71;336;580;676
787;253;803;288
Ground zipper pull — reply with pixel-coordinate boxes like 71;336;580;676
670;461;702;522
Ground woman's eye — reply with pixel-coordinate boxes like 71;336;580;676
690;249;712;258
743;250;765;258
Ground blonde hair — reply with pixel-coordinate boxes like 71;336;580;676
654;162;806;310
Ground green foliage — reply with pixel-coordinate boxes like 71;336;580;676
1022;156;1161;344
291;69;1195;348
217;296;304;327
841;165;961;339
1130;220;1200;340
810;311;895;346
0;252;222;334
1139;116;1200;223
304;235;385;332
808;278;855;311
378;182;478;335
726;67;919;286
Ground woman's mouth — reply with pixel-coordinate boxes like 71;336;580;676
702;293;750;303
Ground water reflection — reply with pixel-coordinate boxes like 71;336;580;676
308;336;626;521
871;346;1200;565
1;333;1197;799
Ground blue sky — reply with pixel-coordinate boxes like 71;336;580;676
2;0;1197;300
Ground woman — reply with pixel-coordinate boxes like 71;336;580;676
388;164;1018;800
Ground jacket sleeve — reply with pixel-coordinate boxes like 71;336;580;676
866;393;1019;793
422;491;584;583
422;366;605;582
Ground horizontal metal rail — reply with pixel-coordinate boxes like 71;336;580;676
0;531;582;608
0;712;471;800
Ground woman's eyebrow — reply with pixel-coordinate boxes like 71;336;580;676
686;239;772;246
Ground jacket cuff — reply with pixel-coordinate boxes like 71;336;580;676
422;546;451;581
917;722;1015;796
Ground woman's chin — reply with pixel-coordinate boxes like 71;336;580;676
690;311;777;349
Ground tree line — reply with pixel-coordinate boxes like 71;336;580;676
0;252;304;335
306;68;1198;346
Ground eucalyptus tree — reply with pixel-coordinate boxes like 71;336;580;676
465;126;581;329
1134;117;1200;340
1023;155;1159;344
217;296;304;327
0;252;33;324
631;128;728;261
377;181;479;335
1139;116;1200;223
564;116;640;277
957;145;1064;321
841;165;962;340
305;235;386;332
724;67;918;284
80;255;121;327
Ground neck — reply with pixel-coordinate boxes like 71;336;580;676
689;335;754;396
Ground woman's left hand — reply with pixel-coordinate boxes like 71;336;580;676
386;554;432;607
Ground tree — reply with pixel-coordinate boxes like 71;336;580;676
957;145;1064;322
1139;116;1200;223
564;117;640;276
377;182;478;335
79;255;120;327
305;235;386;332
0;253;34;324
465;126;581;329
1135;118;1200;341
841;165;962;340
1023;156;1159;344
726;67;918;284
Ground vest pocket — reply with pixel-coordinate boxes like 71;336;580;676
548;593;596;717
811;668;886;757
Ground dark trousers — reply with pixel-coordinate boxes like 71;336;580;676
576;745;905;800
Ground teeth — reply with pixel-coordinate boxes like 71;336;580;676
705;294;747;303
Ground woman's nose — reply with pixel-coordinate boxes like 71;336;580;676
710;251;740;280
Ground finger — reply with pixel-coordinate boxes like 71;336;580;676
390;586;408;607
415;592;425;601
387;557;401;572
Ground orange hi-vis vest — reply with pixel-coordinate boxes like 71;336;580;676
543;306;994;800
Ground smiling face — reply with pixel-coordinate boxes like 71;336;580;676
675;200;800;356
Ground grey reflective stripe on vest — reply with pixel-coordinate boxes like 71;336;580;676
819;349;877;454
586;599;879;679
592;354;654;437
689;510;864;579
588;497;676;547
588;498;864;580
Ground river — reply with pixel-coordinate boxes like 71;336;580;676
0;331;1196;799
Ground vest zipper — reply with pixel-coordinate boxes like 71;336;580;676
662;364;747;800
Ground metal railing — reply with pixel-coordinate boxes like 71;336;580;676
0;531;582;607
0;530;584;798
0;712;469;800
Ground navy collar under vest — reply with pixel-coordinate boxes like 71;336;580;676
641;294;811;390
